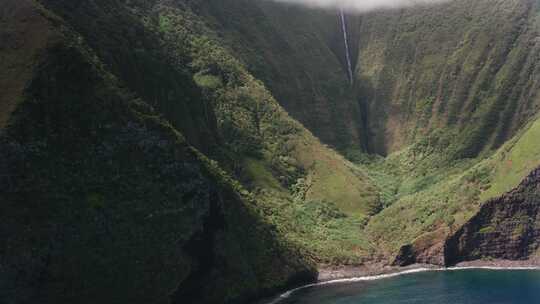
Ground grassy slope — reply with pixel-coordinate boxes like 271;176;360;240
365;113;540;255
483;116;540;200
358;0;540;257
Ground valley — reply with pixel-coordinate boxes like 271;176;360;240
1;0;540;303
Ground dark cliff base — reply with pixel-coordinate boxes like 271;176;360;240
393;166;540;268
445;167;540;266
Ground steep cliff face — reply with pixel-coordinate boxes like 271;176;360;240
150;0;381;263
186;0;540;158
35;0;219;153
2;0;540;303
356;0;540;155
393;165;540;267
189;0;366;151
445;166;540;265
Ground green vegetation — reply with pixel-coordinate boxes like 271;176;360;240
153;3;381;263
2;0;540;303
192;0;367;151
363;116;540;254
482;118;540;200
479;226;495;234
1;1;316;303
254;191;375;265
357;0;540;156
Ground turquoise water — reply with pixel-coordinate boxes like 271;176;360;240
278;269;540;304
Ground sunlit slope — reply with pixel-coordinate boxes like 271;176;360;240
366;114;540;257
482;118;540;200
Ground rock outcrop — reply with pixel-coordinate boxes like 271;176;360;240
393;228;449;266
394;166;540;267
445;166;540;265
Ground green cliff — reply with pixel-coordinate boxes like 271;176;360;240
2;0;540;303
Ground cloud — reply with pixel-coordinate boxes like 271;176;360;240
269;0;450;12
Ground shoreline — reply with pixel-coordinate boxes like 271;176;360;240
318;258;540;282
261;259;540;304
317;262;436;282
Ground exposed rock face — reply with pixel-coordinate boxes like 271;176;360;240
445;167;540;266
393;228;449;266
394;166;540;267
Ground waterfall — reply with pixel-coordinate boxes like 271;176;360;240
339;9;354;85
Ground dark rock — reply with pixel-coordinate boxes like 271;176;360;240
444;166;540;266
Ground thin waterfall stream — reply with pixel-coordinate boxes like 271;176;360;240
339;9;354;85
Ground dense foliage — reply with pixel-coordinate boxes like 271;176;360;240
2;0;540;303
